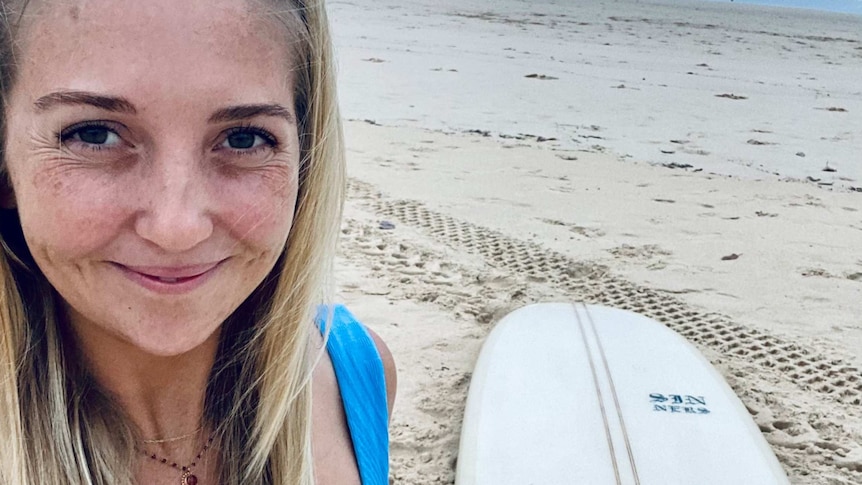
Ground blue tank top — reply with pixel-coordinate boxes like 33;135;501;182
317;305;389;485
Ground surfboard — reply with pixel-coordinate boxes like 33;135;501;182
456;303;790;485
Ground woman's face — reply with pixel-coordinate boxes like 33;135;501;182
3;0;301;356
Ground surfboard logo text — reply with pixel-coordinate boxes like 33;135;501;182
649;393;711;415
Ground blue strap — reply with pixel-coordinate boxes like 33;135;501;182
317;305;389;485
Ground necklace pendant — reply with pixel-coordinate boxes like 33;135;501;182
181;470;199;485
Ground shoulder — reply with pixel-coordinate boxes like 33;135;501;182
363;325;397;419
318;305;397;418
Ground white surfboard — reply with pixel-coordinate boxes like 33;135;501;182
456;303;790;485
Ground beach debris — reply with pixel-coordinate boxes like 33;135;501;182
653;198;676;204
822;163;837;173
379;220;396;230
670;139;688;144
801;268;833;278
848;273;862;282
525;73;558;80
660;149;676;154
807;176;821;183
498;133;557;143
580;133;604;140
721;253;741;261
796;151;806;157
746;139;774;146
696;63;710;67
542;219;567;227
715;93;747;100
661;162;693;169
851;187;862;192
362;57;386;63
363;119;380;126
755;211;777;217
556;154;578;161
815;106;848;112
466;129;491;137
613;84;626;89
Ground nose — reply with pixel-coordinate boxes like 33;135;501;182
134;154;213;253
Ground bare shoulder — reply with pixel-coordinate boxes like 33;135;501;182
364;326;397;418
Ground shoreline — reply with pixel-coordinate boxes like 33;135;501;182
701;0;862;16
331;0;862;189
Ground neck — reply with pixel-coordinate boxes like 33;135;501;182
69;318;221;443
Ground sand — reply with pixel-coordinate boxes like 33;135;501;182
328;1;862;484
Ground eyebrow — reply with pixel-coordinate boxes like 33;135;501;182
209;104;296;124
33;91;295;124
34;91;137;113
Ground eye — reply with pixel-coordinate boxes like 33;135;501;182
221;127;277;151
60;122;123;149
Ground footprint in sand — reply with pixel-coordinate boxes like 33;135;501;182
540;218;606;238
608;244;672;270
346;179;862;484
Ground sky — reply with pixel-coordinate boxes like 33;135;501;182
708;0;862;15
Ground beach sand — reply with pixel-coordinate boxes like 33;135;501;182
328;1;862;483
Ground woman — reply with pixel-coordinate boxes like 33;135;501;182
0;0;396;484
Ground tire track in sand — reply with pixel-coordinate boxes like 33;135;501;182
343;178;862;484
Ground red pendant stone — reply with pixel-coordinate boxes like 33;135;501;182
184;475;198;485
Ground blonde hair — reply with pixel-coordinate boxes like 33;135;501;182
0;0;345;483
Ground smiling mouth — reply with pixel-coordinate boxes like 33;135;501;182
139;274;201;284
112;261;224;290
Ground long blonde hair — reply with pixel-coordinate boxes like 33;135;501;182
0;0;345;483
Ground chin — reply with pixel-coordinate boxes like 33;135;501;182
134;334;218;358
86;310;226;359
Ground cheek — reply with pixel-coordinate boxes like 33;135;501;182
13;157;299;260
19;168;129;258
217;168;299;249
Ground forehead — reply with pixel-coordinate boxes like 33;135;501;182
15;0;295;106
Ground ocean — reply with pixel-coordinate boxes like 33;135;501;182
707;0;862;15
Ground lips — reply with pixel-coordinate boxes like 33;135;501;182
112;261;224;293
140;274;199;284
121;263;220;279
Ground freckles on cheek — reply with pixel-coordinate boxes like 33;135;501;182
226;199;296;247
22;171;126;255
223;185;297;248
221;169;299;246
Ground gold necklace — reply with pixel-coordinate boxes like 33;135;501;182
141;426;204;444
143;434;214;485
